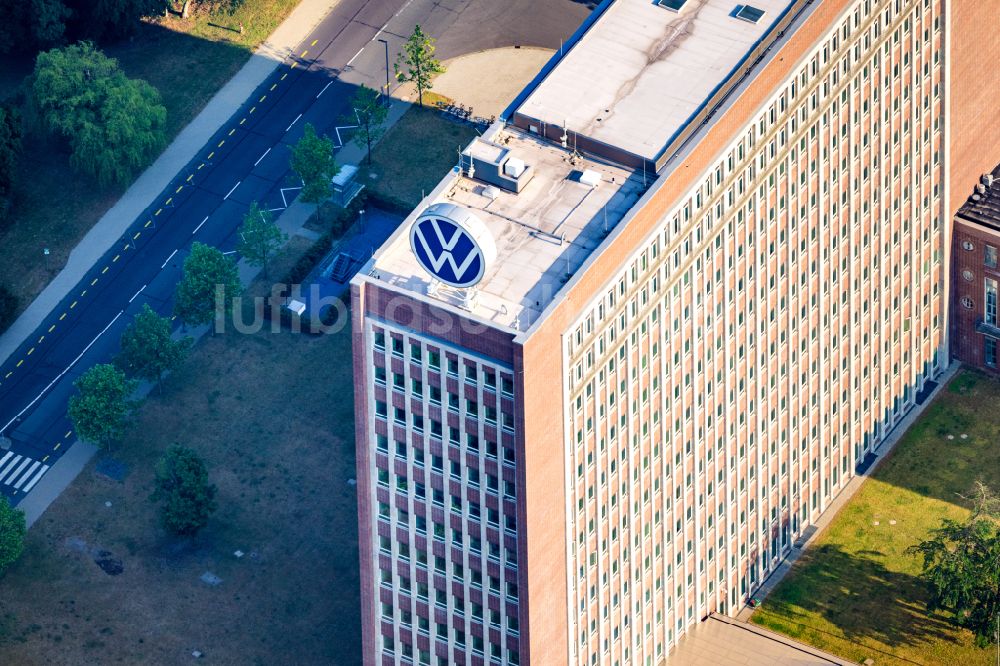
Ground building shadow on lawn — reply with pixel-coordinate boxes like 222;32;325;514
765;544;960;650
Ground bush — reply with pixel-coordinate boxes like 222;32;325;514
0;285;17;334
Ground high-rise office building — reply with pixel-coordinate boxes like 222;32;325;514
350;1;1000;664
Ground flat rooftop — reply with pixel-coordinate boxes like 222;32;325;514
516;0;795;162
370;126;644;332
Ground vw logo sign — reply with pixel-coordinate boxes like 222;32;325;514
409;203;496;288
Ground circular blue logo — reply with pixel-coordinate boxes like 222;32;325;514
409;206;493;288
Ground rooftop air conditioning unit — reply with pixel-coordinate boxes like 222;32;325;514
504;157;526;178
983;173;995;188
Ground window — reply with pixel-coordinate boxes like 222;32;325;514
987;278;998;325
986;338;997;368
987;245;999;269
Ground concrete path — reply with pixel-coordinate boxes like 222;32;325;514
0;0;344;369
737;362;962;622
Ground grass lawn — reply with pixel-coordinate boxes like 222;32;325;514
750;369;1000;666
0;236;361;664
363;105;479;210
0;0;300;325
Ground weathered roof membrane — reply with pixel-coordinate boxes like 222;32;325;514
513;0;796;166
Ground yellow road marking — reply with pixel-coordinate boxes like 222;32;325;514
101;266;108;274
228;128;235;136
48;325;55;333
113;254;120;262
249;106;256;113
155;208;162;216
239;117;246;125
70;301;77;308
290;62;298;69
217;139;225;147
54;442;61;450
310;39;317;46
207;152;214;160
270;83;277;91
16;360;22;367
37;335;44;343
65;430;72;438
171;315;176;321
281;72;288;80
259;95;266;103
300;50;308;57
123;243;130;251
90;279;98;286
42;455;49;462
27;348;34;356
165;197;173;205
133;232;141;240
187;174;194;182
80;290;86;296
4;372;11;379
59;313;66;321
145;220;152;228
176;185;183;193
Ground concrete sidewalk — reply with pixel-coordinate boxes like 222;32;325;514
737;362;961;622
0;0;343;369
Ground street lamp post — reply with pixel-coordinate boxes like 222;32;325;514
377;38;390;105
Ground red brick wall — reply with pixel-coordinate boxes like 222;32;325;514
351;282;378;666
950;219;1000;372
947;4;1000;219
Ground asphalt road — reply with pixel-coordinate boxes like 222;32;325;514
0;0;590;504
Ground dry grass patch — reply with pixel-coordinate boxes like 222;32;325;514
0;316;361;664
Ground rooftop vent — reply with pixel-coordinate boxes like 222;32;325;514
656;0;689;12
579;169;601;187
734;4;766;23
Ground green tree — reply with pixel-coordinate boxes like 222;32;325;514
117;303;191;390
0;104;22;225
344;84;388;165
0;497;26;575
67;363;138;450
32;42;166;187
394;25;445;107
152;445;217;536
237;201;286;279
173;241;241;328
907;482;1000;646
30;0;71;46
290;123;337;203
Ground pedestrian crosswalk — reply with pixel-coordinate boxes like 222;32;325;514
0;451;49;494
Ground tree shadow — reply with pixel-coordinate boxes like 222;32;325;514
764;543;961;650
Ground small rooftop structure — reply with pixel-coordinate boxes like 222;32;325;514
370;125;644;331
513;0;797;168
956;162;1000;232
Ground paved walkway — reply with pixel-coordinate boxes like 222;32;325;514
0;0;344;369
668;613;854;665
737;362;961;621
429;47;556;118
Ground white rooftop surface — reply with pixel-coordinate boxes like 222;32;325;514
372;127;645;331
517;0;794;161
